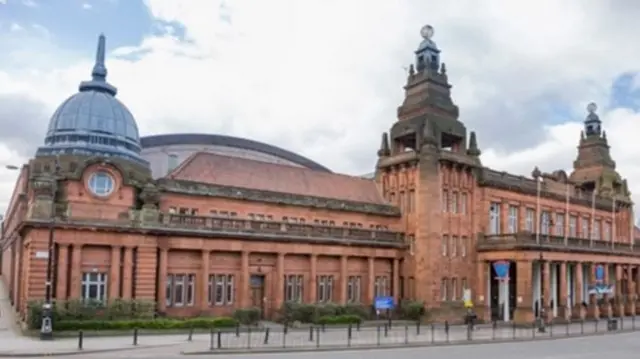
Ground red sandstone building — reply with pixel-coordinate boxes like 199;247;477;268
2;26;640;324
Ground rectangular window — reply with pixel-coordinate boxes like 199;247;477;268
525;208;535;232
508;205;518;233
451;278;458;301
441;278;448;301
569;216;577;237
604;222;611;241
442;235;448;256
594;220;601;240
460;236;467;257
451;192;458;213
442;190;449;212
451;236;457;257
408;190;415;213
461;193;467;214
461;277;468;290
81;272;107;303
374;276;389;297
489;202;500;234
166;274;195;307
581;217;589;239
317;275;334;303
541;211;550;235
347;276;361;303
399;191;405;212
284;275;304;302
207;274;235;306
555;213;565;236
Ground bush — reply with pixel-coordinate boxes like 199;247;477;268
399;300;425;321
26;299;155;330
279;303;370;324
315;315;362;325
54;317;238;331
233;307;261;325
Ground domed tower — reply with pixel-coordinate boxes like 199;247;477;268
29;35;156;221
35;34;147;166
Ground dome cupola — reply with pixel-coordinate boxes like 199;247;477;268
35;34;148;166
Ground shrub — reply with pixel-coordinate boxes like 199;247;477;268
233;307;261;325
399;300;425;321
54;317;237;331
315;315;362;325
279;303;370;324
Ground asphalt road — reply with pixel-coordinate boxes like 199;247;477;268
53;331;640;359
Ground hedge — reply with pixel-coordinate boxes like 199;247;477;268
232;307;261;325
53;317;238;331
315;315;362;325
278;301;426;323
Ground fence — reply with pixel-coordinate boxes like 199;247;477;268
73;315;640;352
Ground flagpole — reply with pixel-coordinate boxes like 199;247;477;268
611;196;616;249
590;189;596;247
564;183;570;246
536;176;541;245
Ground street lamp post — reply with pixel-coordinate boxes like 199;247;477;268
40;158;60;340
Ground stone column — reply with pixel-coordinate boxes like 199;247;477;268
392;258;400;305
309;254;317;303
603;264;612;317
542;261;552;322
156;248;168;312
514;260;533;323
476;260;490;322
69;245;82;299
55;244;69;301
109;246;121;301
559;261;568;319
240;251;250;308
339;256;348;304
274;253;285;315
575;262;585;319
589;264;600;319
626;265;635;316
615;264;624;317
366;257;375;305
200;250;210;312
121;247;134;299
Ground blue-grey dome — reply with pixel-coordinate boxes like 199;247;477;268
35;34;147;166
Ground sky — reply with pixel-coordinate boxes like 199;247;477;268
2;0;640;220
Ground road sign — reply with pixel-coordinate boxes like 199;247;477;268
595;264;605;282
493;260;510;281
374;296;395;310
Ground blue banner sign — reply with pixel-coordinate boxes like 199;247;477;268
493;260;510;280
595;264;605;282
374;296;395;310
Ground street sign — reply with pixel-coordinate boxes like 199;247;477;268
374;296;395;310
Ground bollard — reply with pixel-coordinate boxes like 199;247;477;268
430;324;435;343
347;325;352;347
322;323;326;332
491;320;497;340
77;330;84;350
384;324;388;337
532;321;536;338
188;328;194;341
376;325;381;346
581;319;584;334
282;325;287;348
467;322;472;341
549;320;553;336
209;328;214;350
404;325;409;344
512;321;516;339
236;323;240;337
445;321;450;343
416;321;421;335
388;317;392;329
633;315;636;330
217;331;222;349
595;319;599;332
133;328;139;346
247;327;252;349
263;327;270;345
316;327;320;348
357;321;361;331
309;326;314;341
566;320;570;336
283;322;288;335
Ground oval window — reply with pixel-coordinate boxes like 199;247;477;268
88;171;115;197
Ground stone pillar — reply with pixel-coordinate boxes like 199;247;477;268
603;264;612;317
309;254;317;303
615;264;624;317
121;247;134;299
542;261;551;322
69;245;82;299
626;265;635;315
156;248;168;312
200;250;210;311
514;260;533;323
366;257;375;305
476;260;490;322
339;256;348;304
109;246;121;301
575;262;585;319
55;244;69;301
588;264;600;319
274;253;285;314
559;261;568;319
392;258;400;305
240;251;250;308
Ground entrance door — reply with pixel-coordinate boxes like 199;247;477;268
250;274;265;318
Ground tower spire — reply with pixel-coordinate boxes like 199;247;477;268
78;33;118;96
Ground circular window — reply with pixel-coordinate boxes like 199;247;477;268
88;171;115;197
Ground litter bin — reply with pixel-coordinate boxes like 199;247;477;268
607;319;618;331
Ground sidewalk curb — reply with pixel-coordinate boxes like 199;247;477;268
0;342;179;357
180;328;635;355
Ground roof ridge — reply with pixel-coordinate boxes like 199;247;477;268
165;151;203;179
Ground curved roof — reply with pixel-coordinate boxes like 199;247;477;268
140;133;332;173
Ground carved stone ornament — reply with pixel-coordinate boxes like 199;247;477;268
31;174;57;198
139;182;160;208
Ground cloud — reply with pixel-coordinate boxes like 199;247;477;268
3;0;640;214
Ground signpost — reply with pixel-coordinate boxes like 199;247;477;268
493;261;510;321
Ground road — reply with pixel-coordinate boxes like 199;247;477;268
52;330;640;358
